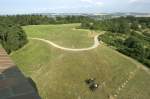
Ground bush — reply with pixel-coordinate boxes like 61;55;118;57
0;23;28;54
143;31;150;37
142;59;150;68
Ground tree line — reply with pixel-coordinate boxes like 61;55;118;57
81;16;150;32
1;15;93;26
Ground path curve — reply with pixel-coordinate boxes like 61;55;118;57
29;34;101;51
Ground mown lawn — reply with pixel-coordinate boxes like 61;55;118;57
11;24;150;99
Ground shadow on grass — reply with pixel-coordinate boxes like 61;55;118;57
27;77;39;93
0;66;41;99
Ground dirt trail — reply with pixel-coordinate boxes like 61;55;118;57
30;34;101;51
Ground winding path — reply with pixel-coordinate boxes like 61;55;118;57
30;34;101;51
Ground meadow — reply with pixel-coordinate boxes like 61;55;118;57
11;24;150;99
23;24;94;48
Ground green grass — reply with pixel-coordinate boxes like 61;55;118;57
0;44;2;48
11;24;150;99
118;69;150;99
23;24;93;48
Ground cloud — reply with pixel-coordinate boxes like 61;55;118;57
81;0;104;6
129;0;150;3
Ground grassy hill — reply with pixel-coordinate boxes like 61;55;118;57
11;24;150;99
23;24;93;48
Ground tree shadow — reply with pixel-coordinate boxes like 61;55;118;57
27;77;39;93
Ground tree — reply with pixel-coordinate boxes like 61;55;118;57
118;20;130;33
124;36;145;58
131;21;139;30
0;18;28;54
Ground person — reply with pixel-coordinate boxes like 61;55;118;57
85;78;95;84
89;83;99;91
85;78;99;91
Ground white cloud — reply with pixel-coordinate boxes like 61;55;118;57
81;0;104;6
81;0;92;2
129;0;150;3
129;0;141;3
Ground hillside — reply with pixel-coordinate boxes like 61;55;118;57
11;24;150;99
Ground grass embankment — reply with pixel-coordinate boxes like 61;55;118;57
11;24;150;99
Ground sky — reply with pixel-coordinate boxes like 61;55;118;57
0;0;150;14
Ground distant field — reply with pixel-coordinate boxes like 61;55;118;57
11;24;150;99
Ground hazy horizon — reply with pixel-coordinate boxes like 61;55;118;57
0;0;150;15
